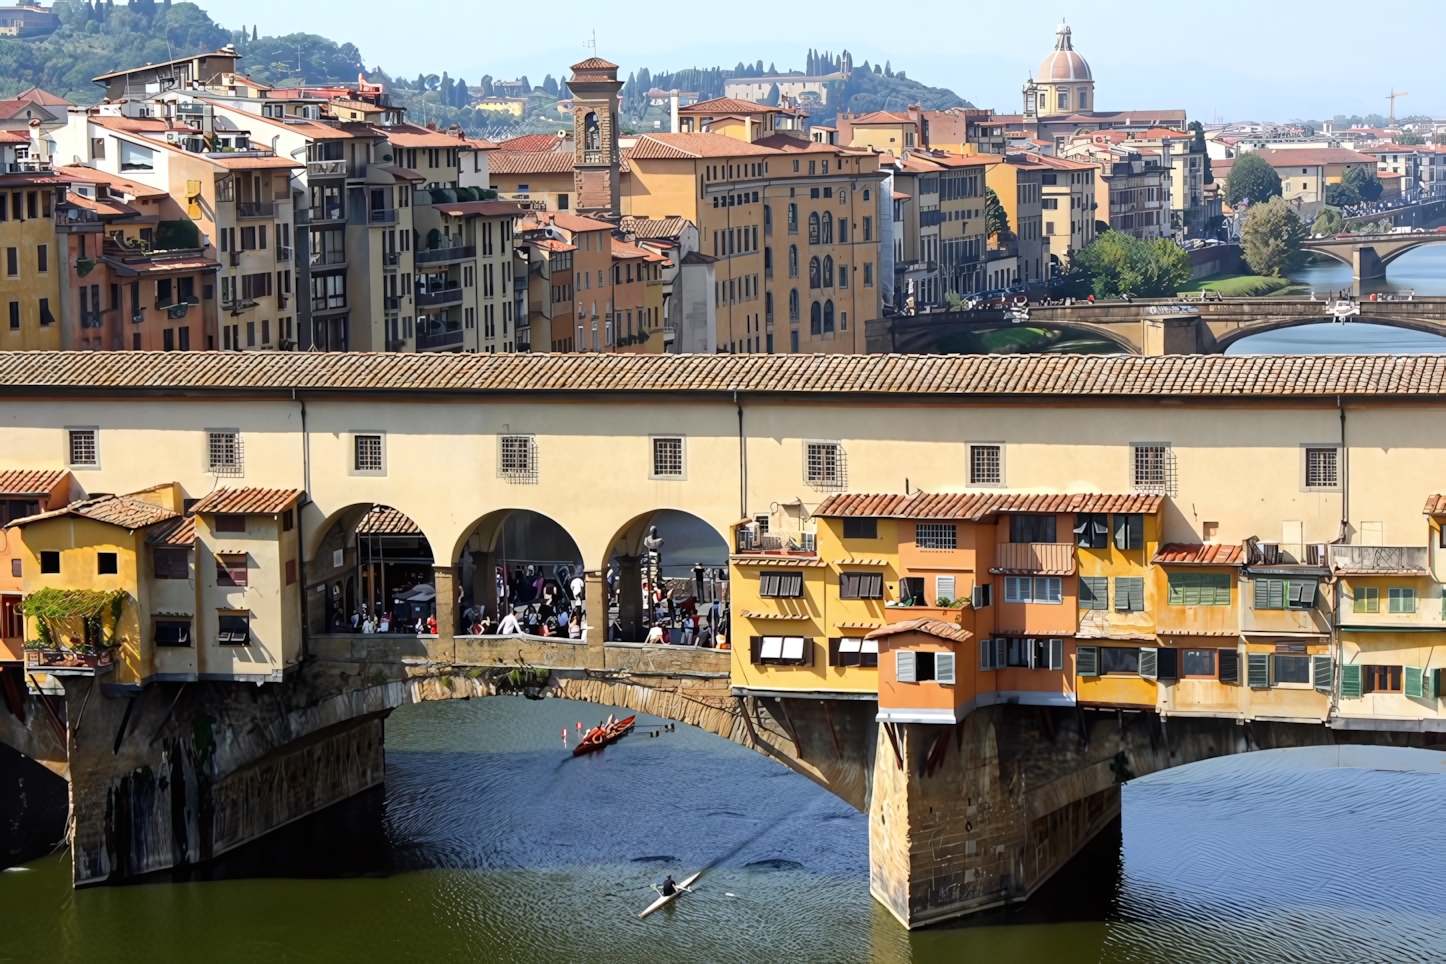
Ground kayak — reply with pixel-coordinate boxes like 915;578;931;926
639;871;701;918
571;715;636;756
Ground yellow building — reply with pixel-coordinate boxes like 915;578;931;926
0;164;66;350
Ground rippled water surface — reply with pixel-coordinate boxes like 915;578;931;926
2;697;1445;963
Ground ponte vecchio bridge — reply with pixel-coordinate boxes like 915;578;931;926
3;351;1446;929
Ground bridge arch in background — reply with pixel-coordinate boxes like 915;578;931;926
452;508;586;631
1212;313;1446;354
892;317;1143;355
603;508;731;643
304;503;437;635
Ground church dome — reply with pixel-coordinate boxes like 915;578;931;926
1038;22;1092;82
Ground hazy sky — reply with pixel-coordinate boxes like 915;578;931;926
211;1;1439;122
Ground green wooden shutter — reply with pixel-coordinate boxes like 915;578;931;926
1406;666;1424;698
1253;578;1269;609
1114;577;1144;612
1080;576;1108;610
1139;647;1158;679
1218;648;1239;683
1203;573;1231;606
1077;645;1099;676
1340;663;1362;698
1247;652;1270;688
1312;655;1332;691
1433;668;1446;700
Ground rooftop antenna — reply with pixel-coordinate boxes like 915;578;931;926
1386;88;1408;124
583;30;596;55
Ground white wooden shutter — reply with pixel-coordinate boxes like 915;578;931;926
1312;655;1332;691
1077;645;1099;677
936;575;956;602
1026;638;1038;669
979;638;994;671
1049;638;1064;671
994;638;1007;669
971;584;987;608
896;650;916;683
1139;647;1158;679
936;652;956;684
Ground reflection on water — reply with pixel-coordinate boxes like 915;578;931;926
3;697;1446;963
1230;245;1446;354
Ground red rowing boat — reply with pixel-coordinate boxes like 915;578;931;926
572;715;636;756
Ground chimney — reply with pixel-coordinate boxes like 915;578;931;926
670;90;680;134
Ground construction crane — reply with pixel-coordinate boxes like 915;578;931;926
1387;88;1409;123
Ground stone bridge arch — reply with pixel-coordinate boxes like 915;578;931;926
1210;313;1446;353
1304;234;1446;281
888;316;1144;354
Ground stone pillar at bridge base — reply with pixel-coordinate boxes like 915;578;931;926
1354;246;1384;283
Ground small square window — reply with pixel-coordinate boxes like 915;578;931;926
218;613;250;645
842;518;877;540
1305;447;1339;489
39;551;60;574
207;430;243;476
805;441;844;489
97;552;118;575
915;523;958;550
499;434;537;483
68;428;98;467
216;553;248;587
213;514;246;533
154;620;192;647
969;444;1002;485
153;547;189;579
651;437;684;478
1132;443;1170;492
354;434;384;473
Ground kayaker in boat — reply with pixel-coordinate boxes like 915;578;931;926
661;875;676;896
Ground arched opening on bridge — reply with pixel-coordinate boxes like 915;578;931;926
454;509;585;636
1288;241;1446;297
1223;318;1446;355
918;322;1133;355
604;509;730;644
307;504;435;634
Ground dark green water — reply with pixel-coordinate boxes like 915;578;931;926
3;697;1446;963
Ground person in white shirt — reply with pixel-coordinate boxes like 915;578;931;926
497;609;523;635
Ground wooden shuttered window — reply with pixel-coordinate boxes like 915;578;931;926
1247;652;1270;688
1074;513;1109;549
153;547;189;580
754;636;813;665
936;652;957;684
838;572;883;599
1340;664;1363;698
971;584;992;608
1049;638;1064;672
935;575;956;603
1167;572;1231;606
759;571;804;597
1155;647;1178;681
1113;513;1144;550
1079;576;1108;611
1218;648;1239;683
980;638;996;671
896;650;916;683
1113;577;1144;612
1434;668;1446;700
216;553;248;587
1313;655;1333;691
1254;578;1317;610
1405;666;1425;699
830;637;875;667
1139;647;1158;679
1077;645;1099;676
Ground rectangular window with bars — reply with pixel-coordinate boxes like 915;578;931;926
969;444;1001;485
1304;447;1339;488
207;430;243;476
915;523;958;550
354;434;384;473
759;571;804;597
1131;443;1170;492
499;434;537;483
68;427;98;467
805;441;843;488
651;436;684;478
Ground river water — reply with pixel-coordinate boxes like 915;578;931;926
3;696;1446;963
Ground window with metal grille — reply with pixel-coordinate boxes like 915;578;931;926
355;434;384;473
915;523;957;550
499;434;537;482
758;571;804;597
68;428;97;467
652;437;684;478
1305;447;1338;488
969;444;1001;485
1131;443;1170;492
805;442;843;488
207;431;243;476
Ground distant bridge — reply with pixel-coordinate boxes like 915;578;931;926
875;296;1446;355
1304;233;1446;282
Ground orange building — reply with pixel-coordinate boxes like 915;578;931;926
0;469;73;663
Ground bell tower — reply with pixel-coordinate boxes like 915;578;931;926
567;57;623;218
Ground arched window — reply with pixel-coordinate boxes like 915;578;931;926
764;246;772;271
789;245;798;278
810;300;822;335
809;256;821;289
808;211;820;244
789;288;800;321
788;203;798;233
583;112;600;152
821;212;833;245
823;300;835;333
822;255;834;288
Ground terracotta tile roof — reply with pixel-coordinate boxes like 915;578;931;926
496;133;567;153
527;238;577;252
729;555;828;567
626;132;777;160
212;155;303;171
865;618;972;643
572;57;619;70
145;515;195;546
815;491;1161;521
104;256;218;275
612;238;664;261
386;130;467;148
521;211;614;233
56;165;168;200
619;215;691;239
848;111;914;125
0;131;29;144
680;97;776;116
489;151;576;174
356;506;421;535
12;353;1446;400
431;200;527;219
1152;543;1244;565
1425;494;1446;515
0;469;68;497
17;87;73;107
1250;148;1378;167
190;487;303;515
7;494;177;530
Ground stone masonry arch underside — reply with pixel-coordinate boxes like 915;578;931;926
890;319;1144;355
1209;314;1446;352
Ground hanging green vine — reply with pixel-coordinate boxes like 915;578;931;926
19;588;128;653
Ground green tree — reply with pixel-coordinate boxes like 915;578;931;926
1312;206;1343;236
984;187;1012;241
1071;232;1192;299
1341;164;1382;202
1241;196;1308;277
1226;152;1282;206
1325;181;1359;206
1395;132;1426;146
